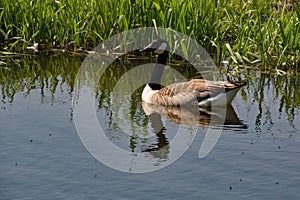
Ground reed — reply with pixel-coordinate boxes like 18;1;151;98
0;0;299;72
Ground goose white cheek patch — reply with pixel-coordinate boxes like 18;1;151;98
154;42;167;54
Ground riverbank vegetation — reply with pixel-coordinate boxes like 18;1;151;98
0;0;299;73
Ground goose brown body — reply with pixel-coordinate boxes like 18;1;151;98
142;79;246;106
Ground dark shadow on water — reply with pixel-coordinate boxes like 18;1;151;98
0;53;299;132
245;72;300;131
0;53;82;109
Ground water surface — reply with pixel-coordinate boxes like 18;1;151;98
1;54;300;199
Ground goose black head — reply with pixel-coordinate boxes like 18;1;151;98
140;39;170;55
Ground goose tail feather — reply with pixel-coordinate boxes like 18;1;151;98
198;80;247;107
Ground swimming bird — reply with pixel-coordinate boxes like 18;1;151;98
140;39;247;107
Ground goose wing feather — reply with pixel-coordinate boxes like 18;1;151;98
151;79;246;106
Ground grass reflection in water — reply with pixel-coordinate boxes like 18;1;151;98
0;53;299;133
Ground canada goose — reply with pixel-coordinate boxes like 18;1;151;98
140;39;247;107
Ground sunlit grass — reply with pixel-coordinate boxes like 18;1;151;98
0;0;299;72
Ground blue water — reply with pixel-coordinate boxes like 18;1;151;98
1;61;300;199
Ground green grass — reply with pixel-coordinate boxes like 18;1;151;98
0;0;299;72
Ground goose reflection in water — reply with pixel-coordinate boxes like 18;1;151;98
142;102;248;129
143;112;170;160
142;102;248;159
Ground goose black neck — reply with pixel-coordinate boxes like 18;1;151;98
149;52;168;90
157;51;168;66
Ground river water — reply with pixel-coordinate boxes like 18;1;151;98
0;54;299;199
